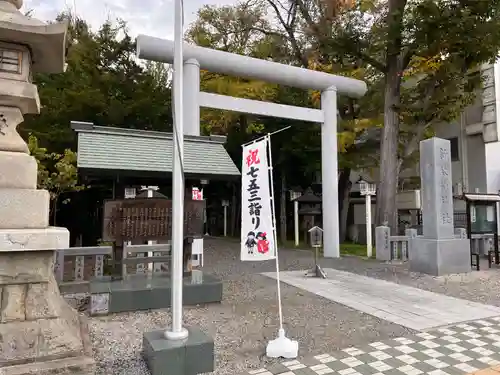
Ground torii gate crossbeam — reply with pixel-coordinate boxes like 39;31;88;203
136;34;367;259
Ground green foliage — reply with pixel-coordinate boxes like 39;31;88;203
188;1;380;187
22;14;172;152
28;134;85;222
262;0;500;226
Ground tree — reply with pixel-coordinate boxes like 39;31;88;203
21;14;172;152
264;0;500;231
187;1;282;137
28;135;85;225
188;1;381;241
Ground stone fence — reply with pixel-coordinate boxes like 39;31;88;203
54;243;172;293
54;246;111;292
375;226;492;262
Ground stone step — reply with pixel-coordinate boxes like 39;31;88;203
0;226;69;252
0;188;49;229
0;151;37;189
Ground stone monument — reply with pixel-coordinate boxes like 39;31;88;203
0;1;95;374
409;137;470;276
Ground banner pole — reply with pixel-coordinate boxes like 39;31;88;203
241;129;297;358
242;126;291;147
266;134;283;331
165;0;188;341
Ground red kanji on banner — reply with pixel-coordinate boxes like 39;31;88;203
246;149;260;167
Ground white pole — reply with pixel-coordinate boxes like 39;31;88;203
223;205;227;237
147;188;154;272
321;87;340;258
165;0;188;340
124;187;135;276
183;59;200;136
366;194;372;258
266;135;283;332
294;200;299;247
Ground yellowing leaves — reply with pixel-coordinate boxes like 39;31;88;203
338;131;356;152
321;0;356;18
404;55;444;78
199;70;279;134
307;57;368;108
339;117;381;152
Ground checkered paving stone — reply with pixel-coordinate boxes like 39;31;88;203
244;317;500;375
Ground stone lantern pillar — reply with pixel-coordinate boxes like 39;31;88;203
0;1;94;374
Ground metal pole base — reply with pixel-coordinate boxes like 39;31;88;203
164;327;189;340
305;264;327;279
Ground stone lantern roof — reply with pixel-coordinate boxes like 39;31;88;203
295;187;322;203
0;0;68;73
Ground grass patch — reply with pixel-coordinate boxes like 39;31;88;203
217;237;375;258
340;243;376;258
279;240;375;258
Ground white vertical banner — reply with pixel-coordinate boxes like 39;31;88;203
241;137;276;261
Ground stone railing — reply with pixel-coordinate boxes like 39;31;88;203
375;228;417;261
54;246;112;293
54;243;176;294
375;227;471;262
387;235;411;261
121;243;171;276
470;233;495;256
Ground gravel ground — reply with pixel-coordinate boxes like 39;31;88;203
88;238;415;375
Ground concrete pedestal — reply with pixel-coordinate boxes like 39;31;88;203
0;246;95;375
88;271;223;315
409;237;471;276
142;327;214;375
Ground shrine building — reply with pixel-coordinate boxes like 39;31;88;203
63;121;240;246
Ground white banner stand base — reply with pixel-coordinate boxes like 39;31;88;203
266;328;299;359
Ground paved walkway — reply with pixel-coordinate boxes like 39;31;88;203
473;365;500;374
244;317;500;375
262;268;500;331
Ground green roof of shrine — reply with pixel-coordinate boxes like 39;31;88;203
71;122;240;179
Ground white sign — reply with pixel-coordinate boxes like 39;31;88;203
124;187;136;199
487;206;495;221
396;190;421;210
241;138;275;261
192;187;203;201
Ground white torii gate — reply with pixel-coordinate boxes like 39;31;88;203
137;35;367;258
137;35;367;344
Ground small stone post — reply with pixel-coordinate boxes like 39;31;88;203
454;227;467;239
410;138;470;275
404;228;418;261
375;226;391;261
0;1;94;374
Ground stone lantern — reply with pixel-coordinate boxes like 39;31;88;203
0;1;95;374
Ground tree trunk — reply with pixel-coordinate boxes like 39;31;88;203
375;65;401;231
279;174;287;244
52;196;58;226
338;168;352;243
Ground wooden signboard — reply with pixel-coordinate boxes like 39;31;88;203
102;198;205;242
